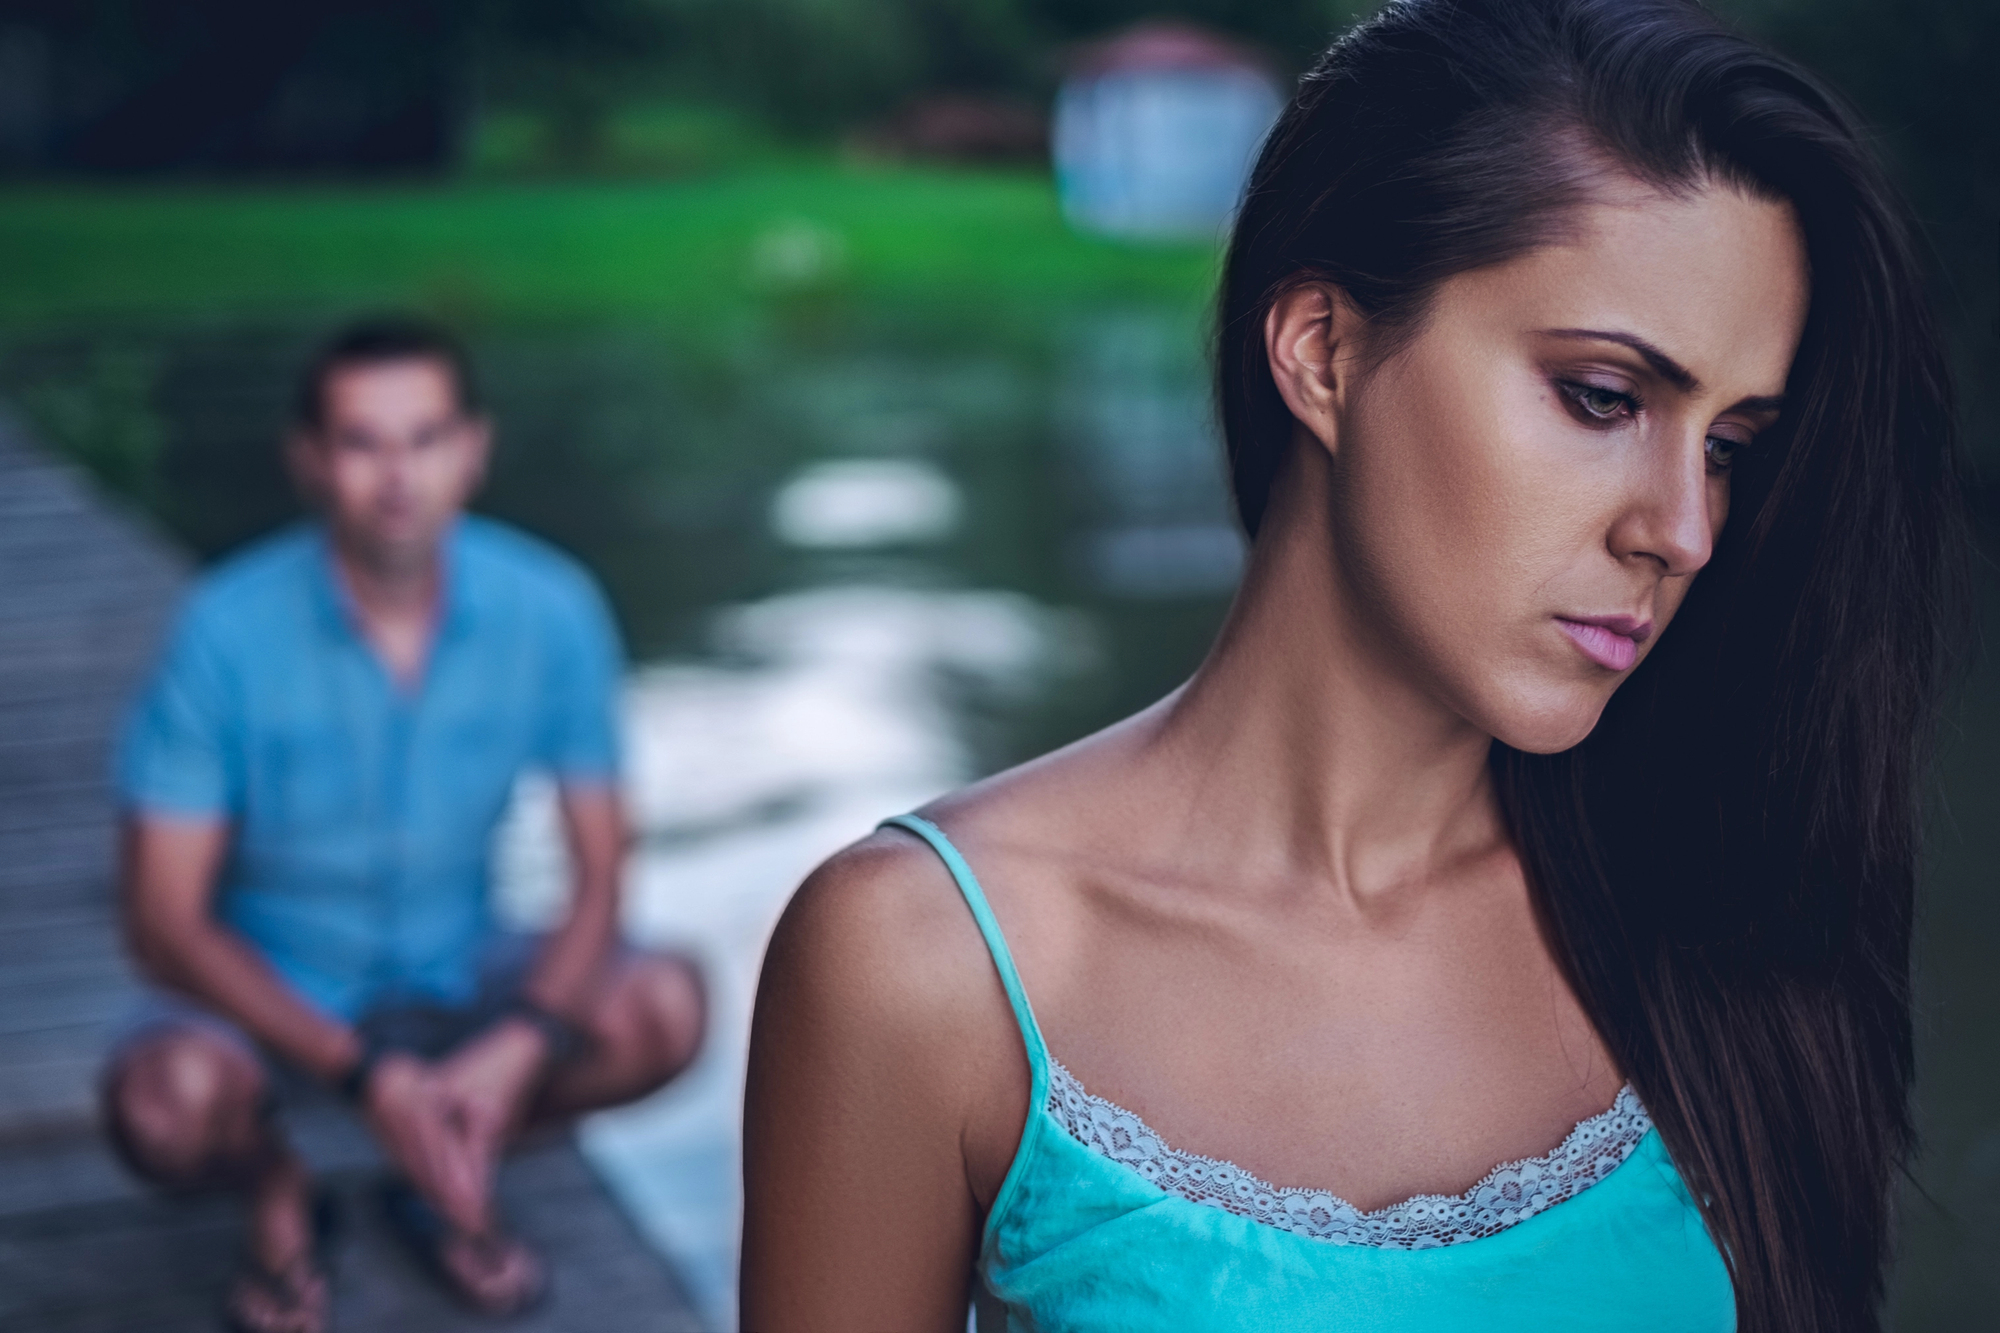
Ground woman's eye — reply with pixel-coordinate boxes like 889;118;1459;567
1559;381;1635;422
1705;435;1743;471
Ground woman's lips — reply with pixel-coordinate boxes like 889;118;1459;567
1556;616;1650;672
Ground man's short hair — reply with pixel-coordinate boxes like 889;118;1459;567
292;316;482;431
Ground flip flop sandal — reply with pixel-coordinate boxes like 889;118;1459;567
377;1178;550;1317
223;1190;340;1333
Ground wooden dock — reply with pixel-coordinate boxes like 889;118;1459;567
0;420;706;1331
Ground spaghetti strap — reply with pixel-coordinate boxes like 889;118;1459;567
880;814;1051;1082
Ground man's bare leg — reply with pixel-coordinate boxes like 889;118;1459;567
103;1025;327;1333
376;950;706;1313
537;950;707;1120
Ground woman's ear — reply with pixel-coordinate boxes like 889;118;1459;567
1263;283;1366;457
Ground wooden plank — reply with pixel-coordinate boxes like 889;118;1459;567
0;423;175;1146
0;895;113;924
0;856;114;899
0;690;138;729
0;919;123;966
0;650;159;694
0;978;136;1037
0;803;109;834
0;868;115;909
0;1133;707;1333
0;1059;103;1134
0;1022;125;1071
0;817;113;852
0;784;116;824
0;953;134;997
0;1130;147;1221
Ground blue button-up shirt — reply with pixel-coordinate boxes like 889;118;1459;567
117;517;622;1020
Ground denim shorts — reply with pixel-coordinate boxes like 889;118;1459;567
108;932;550;1095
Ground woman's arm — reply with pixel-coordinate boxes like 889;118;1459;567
741;832;1026;1332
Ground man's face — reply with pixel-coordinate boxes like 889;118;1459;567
289;357;489;570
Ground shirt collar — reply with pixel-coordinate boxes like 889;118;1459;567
308;517;476;653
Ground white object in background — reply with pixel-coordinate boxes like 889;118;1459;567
770;457;962;548
1054;23;1284;241
748;217;847;289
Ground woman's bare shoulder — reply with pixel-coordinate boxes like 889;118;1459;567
743;828;1031;1323
758;707;1154;1068
757;826;1006;1064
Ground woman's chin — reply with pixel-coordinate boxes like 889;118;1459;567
1480;688;1612;756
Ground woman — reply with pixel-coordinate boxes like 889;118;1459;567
743;1;1966;1328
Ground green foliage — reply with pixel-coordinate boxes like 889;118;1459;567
662;0;1043;128
464;103;790;178
4;338;165;504
473;0;685;166
0;165;1215;329
0;161;1217;506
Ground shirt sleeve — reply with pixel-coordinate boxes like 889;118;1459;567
115;600;242;818
538;571;624;784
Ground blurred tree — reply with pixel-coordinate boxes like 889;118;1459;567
0;0;469;174
645;0;1046;132
474;0;677;167
7;339;165;506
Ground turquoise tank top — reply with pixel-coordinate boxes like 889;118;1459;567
883;814;1737;1332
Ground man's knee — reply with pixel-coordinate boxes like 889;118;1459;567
604;953;706;1076
102;1027;268;1187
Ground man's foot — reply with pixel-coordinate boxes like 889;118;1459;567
224;1256;330;1333
436;1230;549;1317
379;1179;548;1316
228;1161;336;1333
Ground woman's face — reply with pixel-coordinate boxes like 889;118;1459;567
1279;180;1809;753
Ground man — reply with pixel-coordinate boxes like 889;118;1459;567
102;318;704;1333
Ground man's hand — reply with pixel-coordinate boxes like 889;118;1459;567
362;1022;550;1236
364;1052;491;1235
433;1019;550;1171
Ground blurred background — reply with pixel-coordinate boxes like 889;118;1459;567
0;1;1990;1329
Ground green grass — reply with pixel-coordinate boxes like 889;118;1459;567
0;162;1220;330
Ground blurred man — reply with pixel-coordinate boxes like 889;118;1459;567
101;318;704;1333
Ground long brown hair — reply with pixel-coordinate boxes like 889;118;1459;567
1216;1;1970;1326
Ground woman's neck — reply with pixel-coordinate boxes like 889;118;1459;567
1139;445;1505;907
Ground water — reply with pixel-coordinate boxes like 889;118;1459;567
5;306;1991;1328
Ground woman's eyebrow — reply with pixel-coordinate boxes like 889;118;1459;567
1537;327;1700;393
1539;327;1788;415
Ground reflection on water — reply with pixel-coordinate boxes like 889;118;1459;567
770;457;962;549
1063;309;1242;597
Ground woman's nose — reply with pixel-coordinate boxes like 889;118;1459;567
1609;432;1718;578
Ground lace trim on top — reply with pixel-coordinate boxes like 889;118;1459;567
1046;1060;1652;1249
